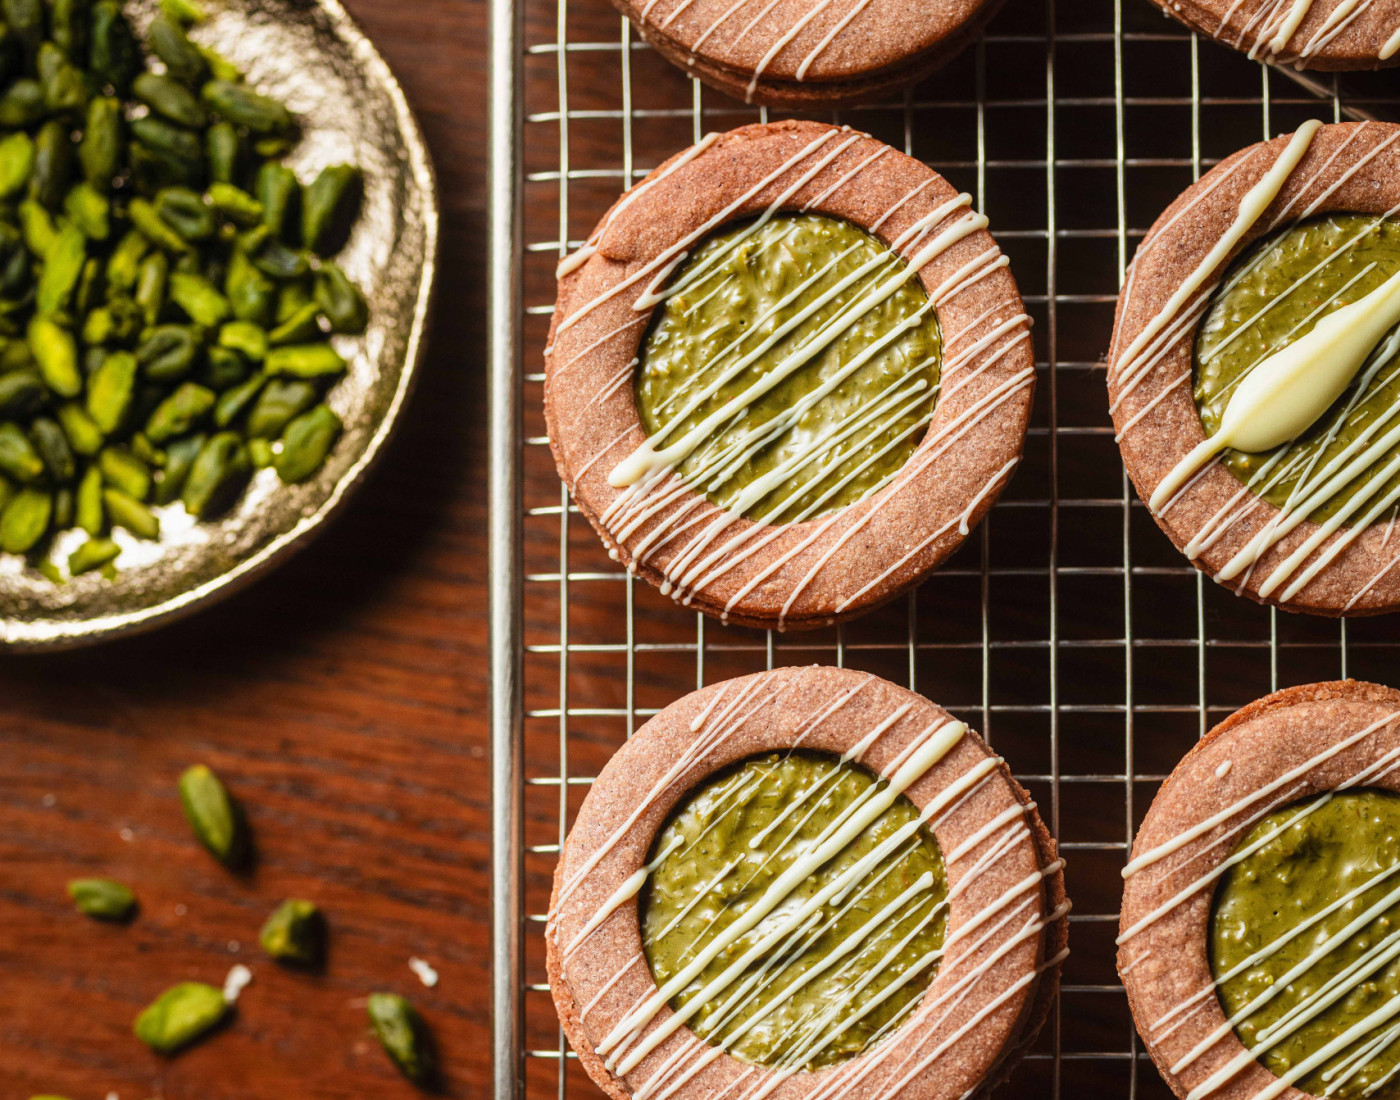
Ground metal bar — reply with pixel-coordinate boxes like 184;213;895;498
488;0;524;1091
1044;4;1062;1098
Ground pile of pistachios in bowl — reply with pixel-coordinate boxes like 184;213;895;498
0;0;367;582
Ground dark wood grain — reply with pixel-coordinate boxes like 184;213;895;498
0;1;489;1096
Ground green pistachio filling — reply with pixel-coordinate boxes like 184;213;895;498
641;751;948;1070
1210;789;1400;1099
1194;214;1400;524
635;214;941;525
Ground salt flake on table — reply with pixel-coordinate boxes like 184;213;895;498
224;963;253;1004
409;956;439;988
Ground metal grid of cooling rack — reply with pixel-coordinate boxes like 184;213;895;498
487;3;1400;1098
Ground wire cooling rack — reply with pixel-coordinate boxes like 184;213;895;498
487;3;1400;1098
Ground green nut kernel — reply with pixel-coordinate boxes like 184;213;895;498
27;316;82;398
259;898;324;963
98;446;151;500
154;432;204;504
274;404;340;484
181;431;250;517
0;133;35;199
265;342;345;379
35;225;87;316
89;1;142;94
202;79;290;134
136;325;202;384
213;372;265;429
301;164;361;255
87;350;137;434
128;197;189;254
145;381;214;443
102;488;158;539
367;992;437;1086
245;377;312;438
208;182;263;227
75;465;105;534
0;371;48;419
30;417;75;483
67;876;136;920
80;96;125;190
315;263;368;335
218;320;267;361
0;488;50;553
169;272;230;327
57;404;104;457
146;16;207;86
133;981;227;1054
69;536;121;575
64;183;111;241
268;302;321;346
132;72;205;128
255;162;299;238
0;422;45;483
177;763;246;867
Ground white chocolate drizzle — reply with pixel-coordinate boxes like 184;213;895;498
1217;0;1400;62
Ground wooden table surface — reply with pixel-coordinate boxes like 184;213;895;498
0;1;492;1096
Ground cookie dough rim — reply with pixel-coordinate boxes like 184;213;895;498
546;665;1068;1100
1144;0;1400;71
1107;121;1400;617
1117;679;1400;1100
545;120;1035;631
609;0;1008;108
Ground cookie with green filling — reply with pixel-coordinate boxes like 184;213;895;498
546;665;1067;1100
1120;679;1400;1100
545;121;1034;631
1109;121;1400;616
1146;0;1400;71
610;0;1009;107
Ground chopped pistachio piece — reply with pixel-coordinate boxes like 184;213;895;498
177;763;247;868
259;898;324;964
67;877;136;921
367;992;436;1085
133;981;227;1053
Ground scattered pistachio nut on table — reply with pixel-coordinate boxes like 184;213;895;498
259;896;324;963
0;0;364;582
66;875;136;920
178;761;247;867
133;979;228;1053
367;991;437;1086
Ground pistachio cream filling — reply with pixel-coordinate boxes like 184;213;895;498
641;751;948;1070
634;213;942;526
1194;214;1400;524
1210;789;1400;1100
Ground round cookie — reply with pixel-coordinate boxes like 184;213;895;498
1107;120;1400;617
546;120;1035;632
1146;0;1400;70
1119;680;1400;1099
547;665;1068;1100
611;0;1007;107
